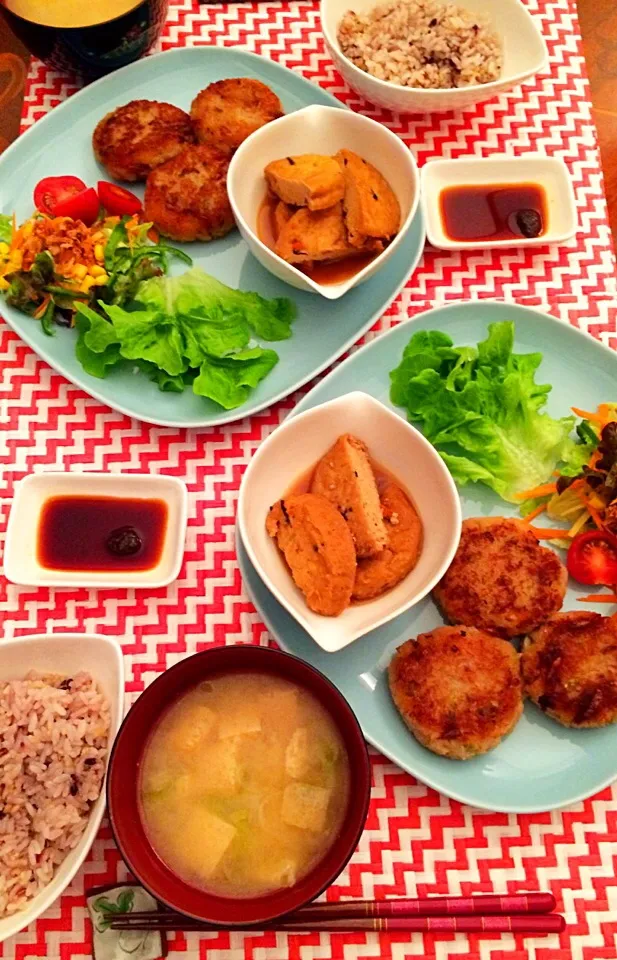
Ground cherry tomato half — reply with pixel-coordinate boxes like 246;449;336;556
97;181;142;217
52;187;101;227
567;530;617;586
33;176;88;216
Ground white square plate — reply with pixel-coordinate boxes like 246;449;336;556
3;473;187;588
421;155;577;250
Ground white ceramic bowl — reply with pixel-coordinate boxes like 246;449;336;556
0;633;124;944
321;0;548;114
237;392;461;652
421;155;577;250
227;104;420;300
3;472;187;588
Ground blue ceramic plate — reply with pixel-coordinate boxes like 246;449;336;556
237;301;617;813
0;48;425;427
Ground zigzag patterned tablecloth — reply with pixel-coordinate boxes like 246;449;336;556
2;0;617;958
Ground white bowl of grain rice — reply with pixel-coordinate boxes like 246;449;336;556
322;0;548;113
0;634;124;942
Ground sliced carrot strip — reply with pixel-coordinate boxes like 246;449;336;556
514;482;557;501
572;407;604;423
578;594;617;603
527;526;571;540
524;503;548;523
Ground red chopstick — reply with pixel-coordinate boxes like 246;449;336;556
295;892;556;920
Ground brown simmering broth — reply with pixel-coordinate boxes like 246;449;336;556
257;193;378;286
139;673;350;899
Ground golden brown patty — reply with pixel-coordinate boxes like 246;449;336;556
388;626;523;760
266;493;356;617
144;144;234;243
190;78;283;155
93;100;194;182
433;517;567;639
352;482;423;601
522;612;617;728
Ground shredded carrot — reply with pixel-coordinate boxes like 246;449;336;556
572;407;604;424
578;594;617;603
598;403;616;423
33;295;51;320
574;488;604;530
524;503;547;523
588;449;603;471
514;482;557;501
527;526;571;540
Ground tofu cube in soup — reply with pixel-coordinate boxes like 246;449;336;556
282;782;332;832
164;703;216;754
172;808;237;881
195;738;240;795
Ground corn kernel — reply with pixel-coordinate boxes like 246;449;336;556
0;242;9;256
22;221;34;239
80;275;99;292
91;231;105;242
9;251;22;269
94;243;105;263
89;264;107;278
0;277;9;291
73;264;88;280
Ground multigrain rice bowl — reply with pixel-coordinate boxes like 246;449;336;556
0;672;109;918
337;0;503;90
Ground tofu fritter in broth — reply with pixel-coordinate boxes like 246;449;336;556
275;203;359;265
433;517;567;638
336;149;400;248
190;78;283;156
389;626;523;760
311;434;388;559
93;100;194;182
144;144;234;243
353;482;423;601
265;155;345;211
266;494;356;617
522;612;617;728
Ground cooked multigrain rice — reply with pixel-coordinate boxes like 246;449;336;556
337;0;502;89
0;672;110;917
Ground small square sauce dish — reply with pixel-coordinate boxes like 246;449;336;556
237;392;461;653
421;155;577;250
3;472;188;588
227;104;420;300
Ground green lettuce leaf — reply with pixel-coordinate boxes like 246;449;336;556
102;303;187;376
389;321;578;503
0;214;12;245
137;268;296;344
74;304;122;378
193;348;279;409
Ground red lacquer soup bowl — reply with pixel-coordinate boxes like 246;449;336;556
107;645;371;926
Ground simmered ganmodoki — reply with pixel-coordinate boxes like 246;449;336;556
139;673;351;898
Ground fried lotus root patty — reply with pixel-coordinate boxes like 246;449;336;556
433;517;567;638
353;482;423;601
522;612;617;728
190;78;283;155
388;626;523;760
93;100;194;182
144;144;234;242
266;493;356;616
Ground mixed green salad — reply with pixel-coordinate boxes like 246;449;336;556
0;211;296;410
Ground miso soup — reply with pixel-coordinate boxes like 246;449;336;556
139;672;351;898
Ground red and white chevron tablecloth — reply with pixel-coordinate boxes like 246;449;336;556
2;0;617;957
